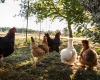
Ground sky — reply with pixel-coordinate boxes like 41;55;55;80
0;0;66;31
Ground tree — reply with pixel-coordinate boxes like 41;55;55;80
78;0;100;26
19;0;30;43
78;0;100;43
20;0;90;38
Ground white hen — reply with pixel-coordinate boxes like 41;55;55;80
60;38;77;65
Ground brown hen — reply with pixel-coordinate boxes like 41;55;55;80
30;36;49;66
78;40;98;70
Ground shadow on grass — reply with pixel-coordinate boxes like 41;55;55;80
0;44;100;80
0;45;35;80
72;68;100;80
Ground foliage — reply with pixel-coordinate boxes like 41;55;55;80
0;27;11;31
74;32;82;37
92;32;100;44
73;25;100;44
19;0;90;37
50;31;55;36
0;27;36;33
74;27;93;37
74;44;82;54
78;0;100;43
91;26;100;44
78;0;100;26
0;0;5;3
62;27;69;36
19;0;30;18
96;48;100;55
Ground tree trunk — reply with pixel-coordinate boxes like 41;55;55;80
68;21;73;38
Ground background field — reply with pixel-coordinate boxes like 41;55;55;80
0;33;100;80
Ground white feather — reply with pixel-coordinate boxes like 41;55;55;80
60;38;77;65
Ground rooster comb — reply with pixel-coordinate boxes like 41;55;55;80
13;27;16;29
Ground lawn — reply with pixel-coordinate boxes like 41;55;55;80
0;33;100;80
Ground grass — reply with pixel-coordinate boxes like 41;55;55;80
0;34;100;80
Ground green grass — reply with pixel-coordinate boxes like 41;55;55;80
0;38;100;80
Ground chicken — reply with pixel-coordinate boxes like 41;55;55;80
30;37;45;59
45;31;61;52
78;40;98;70
38;36;49;53
30;36;49;66
60;38;77;66
0;27;16;61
